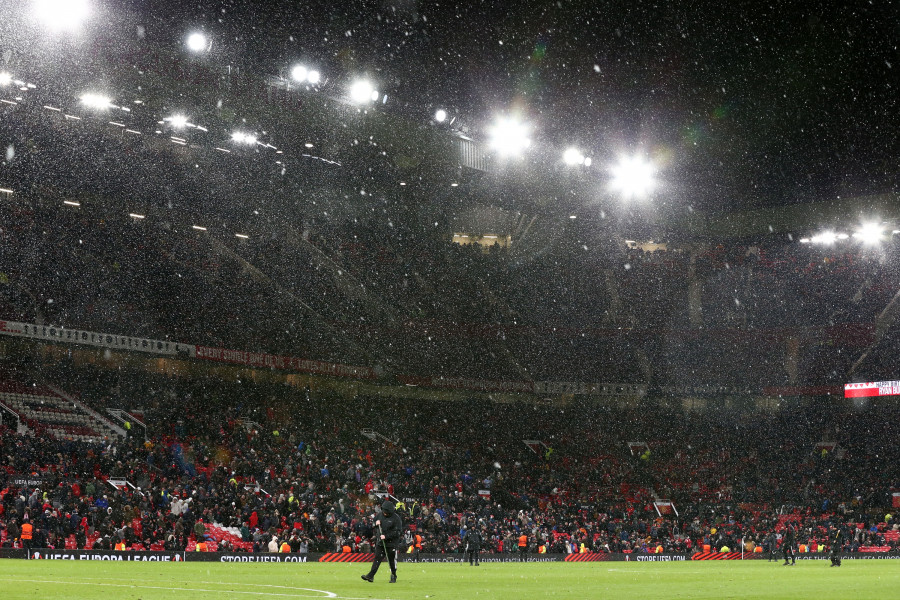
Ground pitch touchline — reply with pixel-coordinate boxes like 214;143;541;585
17;578;397;600
16;579;339;598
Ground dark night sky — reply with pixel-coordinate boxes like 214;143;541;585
2;0;898;211
132;0;899;209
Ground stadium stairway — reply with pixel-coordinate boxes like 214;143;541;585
0;377;119;444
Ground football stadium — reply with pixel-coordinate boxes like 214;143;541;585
1;1;898;598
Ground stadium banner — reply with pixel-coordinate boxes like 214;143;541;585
763;385;843;397
2;550;897;562
9;474;47;487
397;375;534;393
194;345;377;380
564;552;610;562
0;320;193;357
616;554;688;562
28;549;185;561
794;553;900;561
319;552;373;562
844;381;900;398
534;381;647;397
691;551;745;560
399;553;564;563
893;492;900;509
196;552;312;563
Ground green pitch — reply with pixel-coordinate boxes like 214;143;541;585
2;559;897;599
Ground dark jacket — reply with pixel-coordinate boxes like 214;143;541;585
378;501;403;549
464;529;482;551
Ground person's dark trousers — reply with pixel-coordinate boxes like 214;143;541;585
468;549;479;565
364;543;397;580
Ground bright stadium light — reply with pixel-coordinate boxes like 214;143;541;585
0;73;12;87
291;65;308;82
349;80;377;104
307;70;321;84
231;131;257;145
167;114;189;129
609;154;655;200
34;0;91;31
563;147;585;166
80;93;112;110
811;231;837;245
488;116;531;157
434;109;447;123
186;32;209;52
853;222;884;245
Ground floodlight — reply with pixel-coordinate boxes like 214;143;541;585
583;157;592;167
291;65;308;82
853;223;884;245
0;73;11;86
435;109;447;123
231;132;257;145
563;147;585;165
34;0;90;31
609;154;655;200
350;80;376;103
307;70;321;84
811;231;837;245
186;32;209;52
80;93;112;110
167;115;189;129
488;116;531;157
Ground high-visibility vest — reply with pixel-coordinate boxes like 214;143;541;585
280;542;291;553
21;523;33;540
341;545;351;553
196;542;208;552
539;545;547;554
415;534;423;550
115;542;126;551
518;535;527;548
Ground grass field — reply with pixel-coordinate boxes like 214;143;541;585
2;559;898;600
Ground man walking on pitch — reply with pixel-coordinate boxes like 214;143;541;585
362;501;403;583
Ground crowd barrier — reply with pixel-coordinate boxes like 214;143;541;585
0;549;897;562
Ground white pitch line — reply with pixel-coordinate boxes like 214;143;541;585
16;579;338;598
17;578;398;600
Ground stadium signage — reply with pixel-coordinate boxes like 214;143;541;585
0;320;190;357
407;555;562;563
0;320;375;380
29;550;183;561
397;375;534;393
194;345;377;379
844;381;900;398
216;554;308;563
10;475;46;487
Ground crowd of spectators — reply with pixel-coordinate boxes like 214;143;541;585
1;362;897;556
